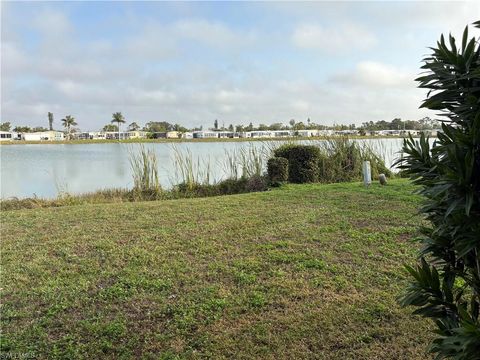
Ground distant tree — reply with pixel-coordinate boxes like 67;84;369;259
214;119;219;130
13;126;32;133
32;127;49;132
143;121;174;133
296;122;306;130
111;112;126;140
289;119;296;129
103;124;118;132
127;122;140;131
269;123;283;131
61;115;77;140
257;124;269;131
391;118;404;130
0;122;11;131
236;124;245;132
48;112;54;131
404;120;419;130
173;123;188;132
246;122;254;132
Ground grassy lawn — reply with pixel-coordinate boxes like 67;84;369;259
1;179;432;359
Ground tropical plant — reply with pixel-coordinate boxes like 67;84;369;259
395;22;480;359
111;112;126;140
61;115;77;140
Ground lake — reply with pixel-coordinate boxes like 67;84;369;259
1;138;411;199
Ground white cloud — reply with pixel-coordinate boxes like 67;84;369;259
292;23;377;53
173;19;256;49
329;61;416;88
2;3;448;129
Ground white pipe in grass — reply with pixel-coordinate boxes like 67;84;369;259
363;161;372;186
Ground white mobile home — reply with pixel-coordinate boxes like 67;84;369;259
249;131;273;138
23;131;65;141
0;131;14;141
181;132;193;139
271;130;293;137
297;130;322;137
193;131;218;139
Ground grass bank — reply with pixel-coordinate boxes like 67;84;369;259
1;179;431;359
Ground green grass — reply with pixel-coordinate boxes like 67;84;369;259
0;179;432;359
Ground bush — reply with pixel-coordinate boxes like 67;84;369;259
395;23;480;359
218;177;249;195
267;157;289;186
274;145;321;183
273;143;296;160
245;175;269;192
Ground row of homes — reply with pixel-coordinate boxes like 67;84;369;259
0;128;441;142
0;130;65;142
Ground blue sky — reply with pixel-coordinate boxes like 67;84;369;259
2;1;479;130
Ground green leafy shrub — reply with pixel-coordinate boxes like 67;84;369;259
218;177;249;195
274;145;321;183
395;22;480;359
273;143;296;160
267;157;289;186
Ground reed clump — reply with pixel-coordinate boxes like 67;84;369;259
129;145;162;200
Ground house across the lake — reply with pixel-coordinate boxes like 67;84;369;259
22;131;65;141
193;131;218;139
0;131;16;141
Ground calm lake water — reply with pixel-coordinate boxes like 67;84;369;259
1;138;411;199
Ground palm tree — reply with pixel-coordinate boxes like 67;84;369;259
61;115;77;140
111;112;126;140
48;112;54;131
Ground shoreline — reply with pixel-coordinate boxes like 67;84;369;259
0;135;418;146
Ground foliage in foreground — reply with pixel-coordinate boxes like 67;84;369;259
396;22;480;359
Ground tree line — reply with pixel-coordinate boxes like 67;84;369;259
0;114;440;135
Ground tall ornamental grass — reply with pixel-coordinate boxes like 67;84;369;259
129;145;161;198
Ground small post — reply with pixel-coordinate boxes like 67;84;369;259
363;161;371;186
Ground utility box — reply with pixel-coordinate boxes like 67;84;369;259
363;161;372;186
